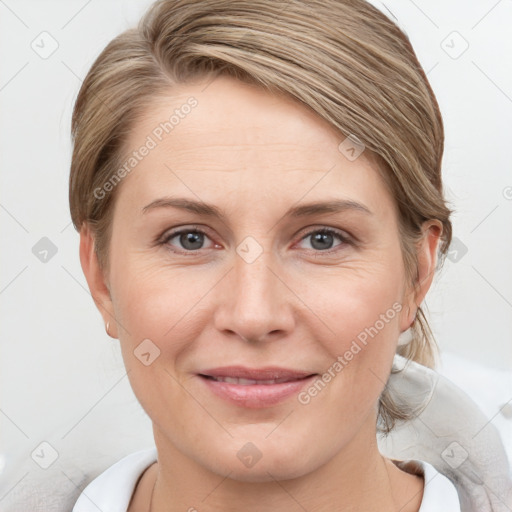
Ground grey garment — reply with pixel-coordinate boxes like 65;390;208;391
380;354;512;512
0;466;85;512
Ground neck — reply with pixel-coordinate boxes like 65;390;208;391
147;417;423;512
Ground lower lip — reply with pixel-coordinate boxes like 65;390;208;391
197;374;317;408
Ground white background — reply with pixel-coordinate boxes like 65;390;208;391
1;0;511;509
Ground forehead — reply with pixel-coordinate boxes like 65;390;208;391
116;75;396;220
126;75;344;159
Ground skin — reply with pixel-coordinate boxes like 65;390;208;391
80;74;442;512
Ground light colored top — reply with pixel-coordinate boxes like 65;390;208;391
72;447;461;512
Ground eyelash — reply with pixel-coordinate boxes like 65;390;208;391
158;225;353;256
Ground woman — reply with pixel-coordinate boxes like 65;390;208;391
68;0;496;510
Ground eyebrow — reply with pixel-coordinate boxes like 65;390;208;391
142;197;373;219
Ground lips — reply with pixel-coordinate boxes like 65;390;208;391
197;366;318;408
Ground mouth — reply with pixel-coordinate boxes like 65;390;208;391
196;367;318;408
199;374;314;385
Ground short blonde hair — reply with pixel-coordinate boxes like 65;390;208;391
69;0;453;432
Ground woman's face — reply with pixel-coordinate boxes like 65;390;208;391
82;75;438;482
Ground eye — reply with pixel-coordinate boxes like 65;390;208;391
158;225;353;255
297;227;352;253
160;226;215;253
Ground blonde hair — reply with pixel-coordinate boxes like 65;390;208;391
69;0;453;432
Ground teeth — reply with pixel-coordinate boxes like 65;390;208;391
211;376;291;385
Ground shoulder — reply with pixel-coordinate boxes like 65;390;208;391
395;459;461;512
72;447;158;512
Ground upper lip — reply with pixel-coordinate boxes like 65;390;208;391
198;366;316;381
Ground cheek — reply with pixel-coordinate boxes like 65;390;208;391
296;261;405;408
110;255;218;366
301;258;404;348
109;261;209;425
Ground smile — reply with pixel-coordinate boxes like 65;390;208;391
197;373;317;408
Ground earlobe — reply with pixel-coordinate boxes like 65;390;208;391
79;223;118;338
400;220;443;333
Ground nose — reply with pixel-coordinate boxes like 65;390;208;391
213;247;295;344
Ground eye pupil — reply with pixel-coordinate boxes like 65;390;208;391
311;231;334;250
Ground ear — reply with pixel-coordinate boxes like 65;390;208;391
79;223;118;338
400;219;443;333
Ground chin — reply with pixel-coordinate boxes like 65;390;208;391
199;437;320;483
208;456;312;483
